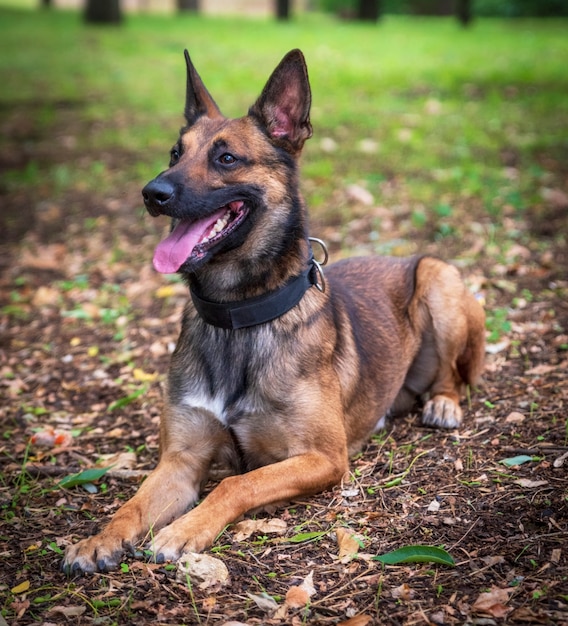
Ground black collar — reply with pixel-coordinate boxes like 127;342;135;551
190;239;327;330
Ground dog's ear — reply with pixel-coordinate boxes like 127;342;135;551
249;49;313;153
184;50;223;125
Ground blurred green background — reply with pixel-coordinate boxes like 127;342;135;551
0;1;566;260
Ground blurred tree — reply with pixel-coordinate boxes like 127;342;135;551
276;0;291;19
178;0;199;11
85;0;122;23
40;0;52;7
456;0;472;25
358;0;381;21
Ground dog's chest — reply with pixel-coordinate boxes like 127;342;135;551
173;324;284;427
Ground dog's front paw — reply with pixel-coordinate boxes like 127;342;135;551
422;395;463;429
147;517;215;563
62;535;127;576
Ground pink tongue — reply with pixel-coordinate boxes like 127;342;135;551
153;208;227;274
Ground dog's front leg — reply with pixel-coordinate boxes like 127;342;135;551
62;408;225;575
147;449;348;561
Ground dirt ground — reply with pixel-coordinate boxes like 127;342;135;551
1;104;567;625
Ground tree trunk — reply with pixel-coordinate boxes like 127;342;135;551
84;0;122;24
276;0;290;20
456;0;473;26
357;0;381;22
178;0;199;11
40;0;52;8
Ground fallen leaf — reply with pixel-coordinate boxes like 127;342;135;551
525;363;562;376
336;527;361;562
32;286;60;307
505;411;525;423
391;583;415;601
246;592;279;612
133;368;158;382
48;605;86;617
373;545;455;567
97;451;137;470
10;599;30;619
232;518;287;542
515;479;549;488
11;580;30;594
553;451;568;468
337;615;373;626
57;466;113;489
176;552;230;590
427;499;440;513
345;184;374;206
285;586;310;608
472;587;513;618
480;555;505;567
500;455;534;467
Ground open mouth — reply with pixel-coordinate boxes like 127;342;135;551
153;200;248;274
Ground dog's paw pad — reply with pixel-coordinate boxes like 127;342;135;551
422;395;462;429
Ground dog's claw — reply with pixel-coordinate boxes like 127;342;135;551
422;395;463;429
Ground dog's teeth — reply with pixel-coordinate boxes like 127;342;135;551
200;209;232;243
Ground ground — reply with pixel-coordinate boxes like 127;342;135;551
1;103;567;626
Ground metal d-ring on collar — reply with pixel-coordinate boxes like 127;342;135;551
190;237;329;330
308;236;328;293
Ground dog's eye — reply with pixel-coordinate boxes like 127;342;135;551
170;148;181;165
218;153;237;166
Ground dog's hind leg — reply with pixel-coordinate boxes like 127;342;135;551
403;257;485;429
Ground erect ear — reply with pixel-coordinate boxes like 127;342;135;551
248;49;313;153
184;50;223;125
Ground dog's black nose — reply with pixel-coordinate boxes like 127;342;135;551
142;178;176;215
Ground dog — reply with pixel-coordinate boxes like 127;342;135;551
62;49;485;574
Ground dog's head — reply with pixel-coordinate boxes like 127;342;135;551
142;49;312;278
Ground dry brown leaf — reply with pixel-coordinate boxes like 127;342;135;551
286;570;316;607
97;451;137;470
336;527;361;563
245;592;278;612
337;615;373;626
391;583;415;601
525;362;564;376
48;605;86;617
472;587;513;618
515;479;549;488
480;555;505;567
32;286;60;307
21;243;66;270
232;518;287;542
505;411;525;423
285;585;310;608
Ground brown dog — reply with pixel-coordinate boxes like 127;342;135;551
62;49;484;574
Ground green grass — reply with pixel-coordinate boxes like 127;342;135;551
1;6;567;241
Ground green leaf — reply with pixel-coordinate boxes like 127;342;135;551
500;455;535;467
57;466;113;489
108;387;146;411
372;545;455;566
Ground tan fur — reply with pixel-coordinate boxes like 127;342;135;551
62;50;484;574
